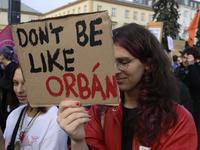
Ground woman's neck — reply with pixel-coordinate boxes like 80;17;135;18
123;90;138;109
26;106;51;117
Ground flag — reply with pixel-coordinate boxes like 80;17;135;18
0;24;18;61
187;5;200;47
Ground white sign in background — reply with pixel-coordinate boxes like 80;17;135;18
148;28;161;42
167;36;174;51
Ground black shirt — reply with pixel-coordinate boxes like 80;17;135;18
121;106;137;150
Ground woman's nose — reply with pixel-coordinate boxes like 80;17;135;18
115;63;121;74
17;84;24;93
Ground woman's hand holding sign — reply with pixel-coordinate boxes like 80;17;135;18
57;100;90;150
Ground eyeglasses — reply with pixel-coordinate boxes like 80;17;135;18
116;58;135;70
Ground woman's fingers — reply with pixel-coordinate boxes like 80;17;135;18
57;100;91;141
59;115;90;135
58;111;90;128
58;100;81;114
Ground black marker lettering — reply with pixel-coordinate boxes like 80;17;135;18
29;29;38;46
90;18;103;47
47;48;64;72
29;53;42;73
63;48;74;72
16;28;28;47
39;26;49;45
76;20;88;47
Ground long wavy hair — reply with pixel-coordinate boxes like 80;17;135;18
103;23;179;146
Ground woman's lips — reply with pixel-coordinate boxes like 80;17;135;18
17;96;27;100
116;78;126;84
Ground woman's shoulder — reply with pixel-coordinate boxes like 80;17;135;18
6;105;26;122
174;103;194;122
8;105;26;116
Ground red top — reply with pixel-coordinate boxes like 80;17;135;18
68;102;197;150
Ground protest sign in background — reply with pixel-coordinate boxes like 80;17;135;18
147;22;163;43
11;11;119;107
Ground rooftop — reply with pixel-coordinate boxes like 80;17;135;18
0;0;42;14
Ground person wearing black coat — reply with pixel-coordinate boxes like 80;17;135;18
174;47;200;149
0;46;18;132
177;79;194;117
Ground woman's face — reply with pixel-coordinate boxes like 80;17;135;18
114;44;147;93
13;68;28;104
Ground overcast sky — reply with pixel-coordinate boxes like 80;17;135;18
21;0;200;14
21;0;77;13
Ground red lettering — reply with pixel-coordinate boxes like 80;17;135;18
63;73;78;97
106;75;118;98
92;62;100;72
46;76;64;97
92;74;106;100
46;73;118;100
77;73;91;99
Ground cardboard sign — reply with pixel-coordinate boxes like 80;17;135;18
11;11;120;107
147;22;163;43
168;40;185;61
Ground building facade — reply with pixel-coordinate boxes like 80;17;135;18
1;0;200;42
0;0;43;31
43;0;154;29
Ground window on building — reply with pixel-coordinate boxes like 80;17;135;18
183;0;189;5
78;7;81;13
68;10;70;14
111;24;116;30
141;13;145;21
184;11;187;17
111;22;117;30
139;0;143;4
84;5;87;12
190;2;193;7
30;18;37;21
149;14;152;22
148;0;152;6
112;8;116;16
194;3;197;8
97;5;102;11
63;12;65;15
73;9;75;14
125;10;129;18
133;12;137;20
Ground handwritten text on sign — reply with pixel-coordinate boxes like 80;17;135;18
11;11;119;106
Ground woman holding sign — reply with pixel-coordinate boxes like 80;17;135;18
4;65;68;150
57;23;197;149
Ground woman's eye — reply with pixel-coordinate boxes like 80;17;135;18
13;82;19;85
118;59;127;64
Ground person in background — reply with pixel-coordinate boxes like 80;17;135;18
177;79;194;117
174;46;200;149
8;64;28;111
172;55;178;70
4;66;68;150
177;55;182;66
0;46;18;120
57;23;197;150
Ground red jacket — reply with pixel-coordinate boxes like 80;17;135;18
68;102;197;150
69;101;197;150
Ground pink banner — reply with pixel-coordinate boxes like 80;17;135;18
0;24;18;61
